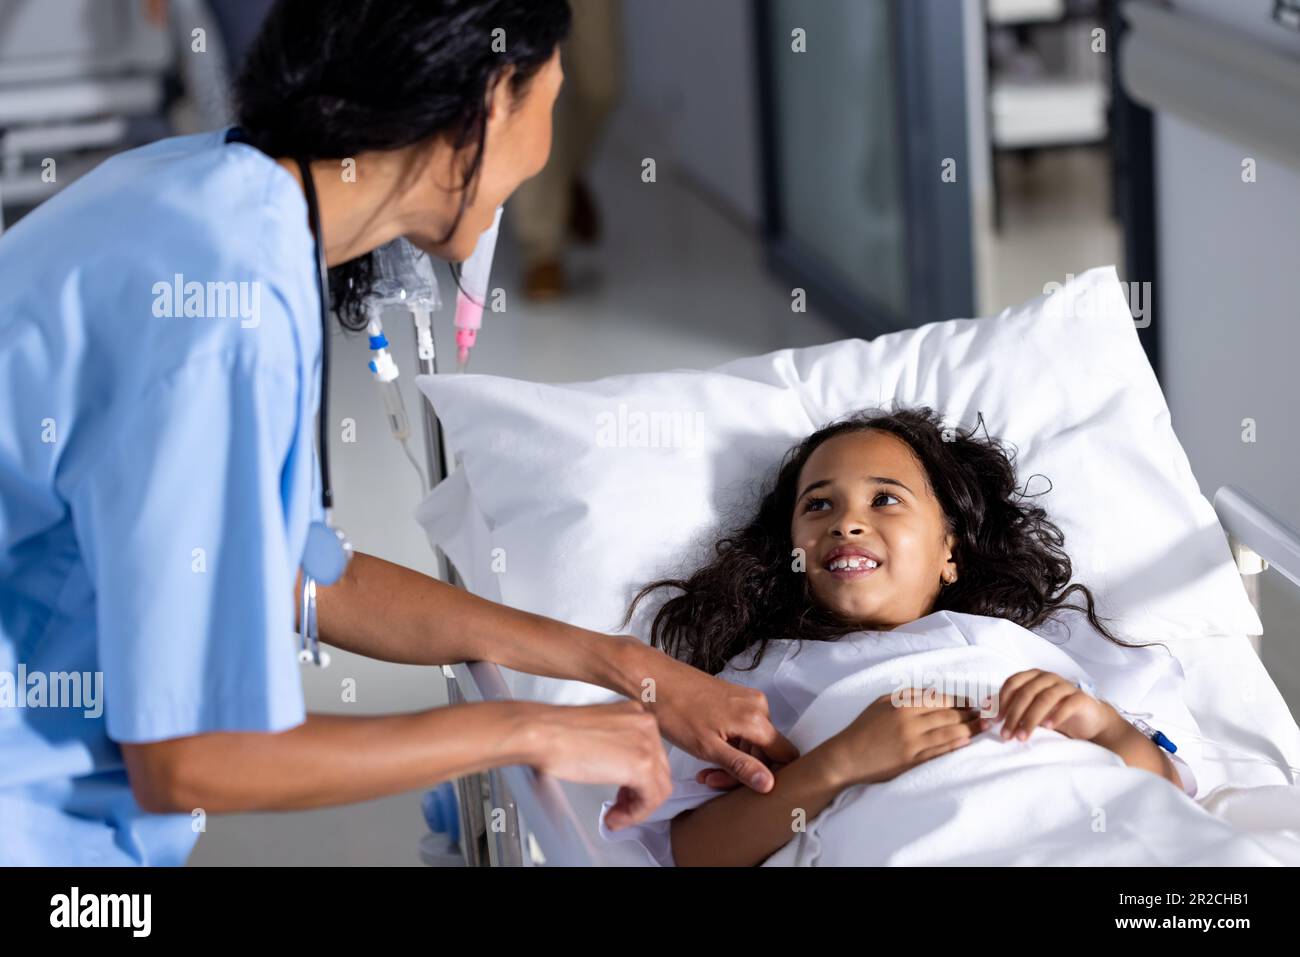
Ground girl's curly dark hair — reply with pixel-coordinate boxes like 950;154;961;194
623;406;1158;675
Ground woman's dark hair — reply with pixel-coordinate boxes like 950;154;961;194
624;406;1160;675
234;0;571;329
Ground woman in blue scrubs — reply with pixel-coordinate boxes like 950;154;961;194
0;0;794;865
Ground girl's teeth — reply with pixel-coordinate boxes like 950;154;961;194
830;557;879;570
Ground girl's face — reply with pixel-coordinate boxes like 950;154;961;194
790;430;958;631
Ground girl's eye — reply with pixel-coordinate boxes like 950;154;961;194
802;492;899;513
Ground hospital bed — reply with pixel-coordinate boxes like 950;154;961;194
434;480;1300;867
408;267;1300;867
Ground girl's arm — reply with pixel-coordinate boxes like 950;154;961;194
670;741;852;867
1090;709;1183;789
672;691;983;866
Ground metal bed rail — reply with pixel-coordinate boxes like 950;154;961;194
1214;485;1300;655
443;661;602;866
413;319;599;867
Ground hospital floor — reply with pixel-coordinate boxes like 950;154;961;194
973;146;1123;317
185;137;843;866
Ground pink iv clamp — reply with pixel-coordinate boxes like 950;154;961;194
452;205;503;372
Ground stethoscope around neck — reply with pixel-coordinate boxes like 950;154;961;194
296;155;354;667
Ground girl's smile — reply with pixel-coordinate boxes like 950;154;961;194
793;430;958;630
823;545;883;580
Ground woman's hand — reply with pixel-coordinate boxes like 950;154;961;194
622;642;799;793
819;688;987;789
993;669;1121;743
522;700;672;831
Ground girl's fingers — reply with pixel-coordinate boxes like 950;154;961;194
915;727;976;763
918;704;982;729
994;670;1042;721
1041;695;1085;733
1012;684;1075;740
895;688;956;710
999;673;1061;739
923;713;986;741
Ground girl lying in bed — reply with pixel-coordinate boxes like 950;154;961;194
600;407;1215;867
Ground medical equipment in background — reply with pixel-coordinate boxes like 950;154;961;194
365;237;443;492
360;209;503;492
453;206;503;371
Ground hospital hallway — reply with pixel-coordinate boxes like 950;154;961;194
5;0;1298;875
186;113;845;866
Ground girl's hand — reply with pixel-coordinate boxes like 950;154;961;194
993;669;1122;743
820;688;988;788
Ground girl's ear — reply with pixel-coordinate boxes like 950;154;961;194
942;533;959;583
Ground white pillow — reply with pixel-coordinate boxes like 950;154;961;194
415;266;1262;706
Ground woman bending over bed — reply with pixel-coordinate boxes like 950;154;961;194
602;407;1200;867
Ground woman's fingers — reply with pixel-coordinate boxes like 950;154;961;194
696;768;740;789
703;738;778;793
603;785;651;831
752;724;800;766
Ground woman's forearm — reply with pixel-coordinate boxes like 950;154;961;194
671;744;850;867
123;701;548;813
309;551;640;697
1092;717;1182;788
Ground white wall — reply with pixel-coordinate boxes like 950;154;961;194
1153;4;1300;714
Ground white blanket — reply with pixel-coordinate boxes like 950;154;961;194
766;645;1300;866
598;610;1300;866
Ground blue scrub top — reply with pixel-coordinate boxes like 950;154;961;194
0;129;323;864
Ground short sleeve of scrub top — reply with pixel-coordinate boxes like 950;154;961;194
0;128;322;865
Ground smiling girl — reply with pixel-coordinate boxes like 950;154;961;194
601;406;1201;866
